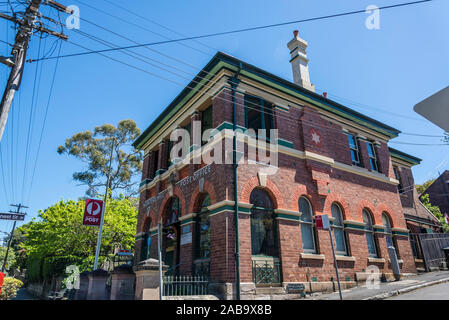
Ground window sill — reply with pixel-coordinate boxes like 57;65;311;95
300;253;325;260
368;257;386;264
388;259;404;264
336;255;356;262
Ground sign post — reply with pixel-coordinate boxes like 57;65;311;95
83;198;105;270
157;223;163;300
316;214;343;300
1;204;28;273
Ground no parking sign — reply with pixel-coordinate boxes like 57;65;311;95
83;199;104;226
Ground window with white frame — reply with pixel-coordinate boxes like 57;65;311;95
382;212;400;257
363;209;378;257
299;197;317;254
331;203;349;256
366;141;379;172
347;133;361;166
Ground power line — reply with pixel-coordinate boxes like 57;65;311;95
29;0;434;63
21;34;43;203
389;141;448;146
99;0;217;53
74;0;213;57
58;34;446;149
33;1;440;134
26;40;63;203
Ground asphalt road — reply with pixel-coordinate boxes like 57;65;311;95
387;282;449;300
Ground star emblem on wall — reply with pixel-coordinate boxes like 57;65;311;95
310;128;322;147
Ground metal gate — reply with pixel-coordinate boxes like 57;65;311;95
252;259;282;286
413;233;449;271
163;275;209;296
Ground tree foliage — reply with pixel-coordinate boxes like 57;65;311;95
17;196;137;281
421;193;449;232
0;277;23;300
57;120;142;197
416;179;436;195
0;246;16;272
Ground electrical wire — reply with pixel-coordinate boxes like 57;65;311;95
74;0;212;57
29;0;434;63
100;0;217;53
29;1;441;138
26;39;63;204
55;36;448;150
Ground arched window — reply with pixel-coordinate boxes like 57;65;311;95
250;189;278;257
363;209;378;257
331;203;349;256
382;212;399;257
299;197;317;253
195;194;211;260
141;219;152;261
165;196;181;225
163;196;181;275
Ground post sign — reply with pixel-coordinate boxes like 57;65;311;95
315;214;330;230
83;199;104;226
0;272;5;295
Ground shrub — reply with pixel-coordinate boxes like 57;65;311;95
0;277;24;300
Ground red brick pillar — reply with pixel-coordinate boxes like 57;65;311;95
158;141;169;172
179;219;195;276
237;213;252;283
358;138;371;170
376;141;394;178
209;210;237;283
394;234;417;274
277;219;302;282
148;152;156;179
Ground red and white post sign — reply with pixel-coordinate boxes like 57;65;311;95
83;199;104;226
315;214;330;230
0;272;5;295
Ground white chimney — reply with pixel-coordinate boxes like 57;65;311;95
287;30;315;92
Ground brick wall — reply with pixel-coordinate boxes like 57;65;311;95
135;81;417;291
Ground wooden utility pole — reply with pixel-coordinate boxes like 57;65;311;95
1;203;28;273
0;0;69;142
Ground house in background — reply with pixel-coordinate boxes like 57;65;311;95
419;170;449;221
390;148;443;271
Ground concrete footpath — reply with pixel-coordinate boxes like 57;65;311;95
306;270;449;300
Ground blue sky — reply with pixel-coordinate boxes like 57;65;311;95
0;0;448;233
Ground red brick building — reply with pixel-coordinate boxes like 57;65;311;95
419;170;449;223
133;32;421;299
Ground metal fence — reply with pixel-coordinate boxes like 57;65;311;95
163;275;209;296
413;233;449;271
252;259;282;286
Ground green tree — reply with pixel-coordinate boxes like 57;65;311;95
421;193;449;232
416;179;435;195
57;120;142;198
0;277;23;300
17;196;137;280
0;246;16;272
